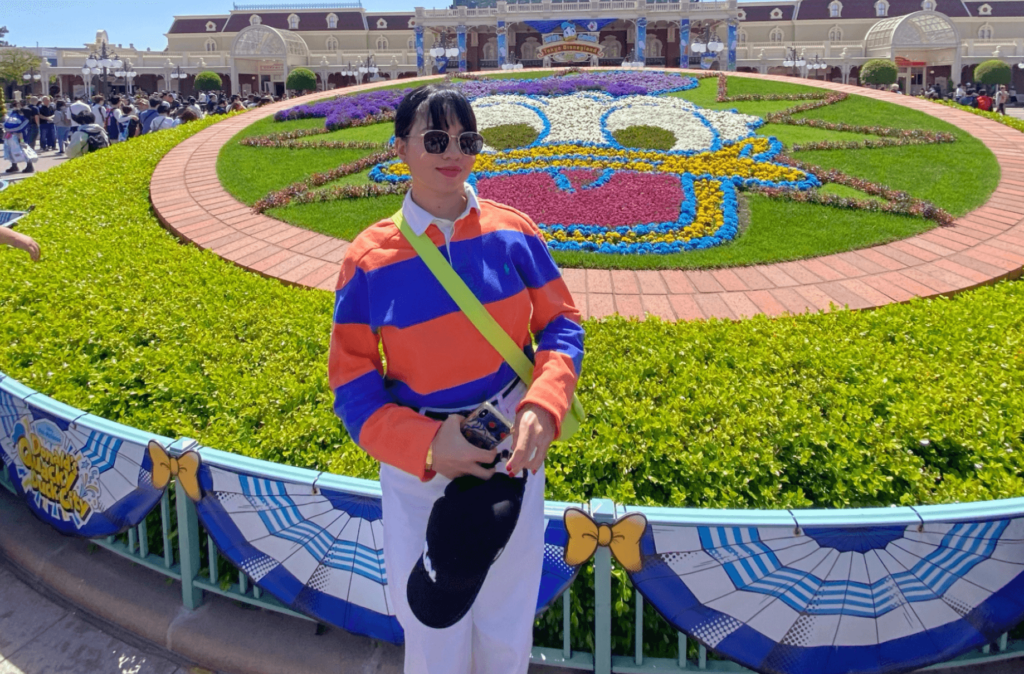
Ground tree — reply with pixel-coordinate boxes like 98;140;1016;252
860;58;898;86
194;71;222;92
0;48;41;86
0;87;6;118
974;60;1012;86
286;68;318;93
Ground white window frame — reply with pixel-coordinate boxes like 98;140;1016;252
249;14;261;26
376;35;389;50
326;36;339;51
769;27;784;43
737;28;747;44
206;21;217;32
205;38;217;52
737;9;746;20
377;18;388;29
770;8;783;20
978;3;992;15
408;36;417;50
921;0;935;11
978;23;994;39
875;1;889;17
288;14;300;30
829;1;842;18
327;13;338;29
828;25;843;42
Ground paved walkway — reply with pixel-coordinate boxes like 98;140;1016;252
150;72;1024;320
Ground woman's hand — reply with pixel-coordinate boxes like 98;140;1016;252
0;228;40;262
506;403;557;476
430;414;498;481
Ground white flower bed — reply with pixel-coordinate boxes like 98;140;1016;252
470;92;763;152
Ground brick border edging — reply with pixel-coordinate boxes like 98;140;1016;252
150;71;1024;319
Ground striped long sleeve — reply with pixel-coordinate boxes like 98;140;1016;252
329;199;584;478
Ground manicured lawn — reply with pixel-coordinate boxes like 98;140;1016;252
216;72;1000;270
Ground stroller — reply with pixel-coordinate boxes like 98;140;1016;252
0;205;35;229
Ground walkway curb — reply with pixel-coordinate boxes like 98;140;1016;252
150;70;1024;320
0;488;580;674
0;488;405;674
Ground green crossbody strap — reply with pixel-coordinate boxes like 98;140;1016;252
393;209;584;439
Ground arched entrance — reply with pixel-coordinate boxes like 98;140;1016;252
230;24;310;97
864;11;960;95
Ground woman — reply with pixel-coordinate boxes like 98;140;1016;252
53;100;73;154
328;84;583;674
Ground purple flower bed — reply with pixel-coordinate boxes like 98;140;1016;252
274;71;698;131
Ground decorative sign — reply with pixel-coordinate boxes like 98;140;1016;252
258;62;283;74
0;378;168;537
539;24;603;62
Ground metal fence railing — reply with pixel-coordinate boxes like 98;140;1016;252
2;370;1023;674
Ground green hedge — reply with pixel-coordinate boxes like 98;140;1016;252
195;71;223;92
928;97;1024;134
974;59;1012;87
3;109;1024;656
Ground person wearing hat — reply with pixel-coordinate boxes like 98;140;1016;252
329;83;584;674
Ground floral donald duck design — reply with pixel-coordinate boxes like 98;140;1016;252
371;91;820;255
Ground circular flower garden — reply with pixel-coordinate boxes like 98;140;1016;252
225;69;990;269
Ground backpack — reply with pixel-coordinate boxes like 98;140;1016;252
105;108;119;138
87;129;109;152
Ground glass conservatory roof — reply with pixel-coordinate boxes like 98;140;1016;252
865;11;959;50
233;25;309;58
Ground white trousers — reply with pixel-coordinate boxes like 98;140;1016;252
380;460;545;674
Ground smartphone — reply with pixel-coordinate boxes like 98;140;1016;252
460;401;513;451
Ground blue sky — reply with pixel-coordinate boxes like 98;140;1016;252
4;1;761;52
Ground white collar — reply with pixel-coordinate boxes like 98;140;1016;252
401;183;480;237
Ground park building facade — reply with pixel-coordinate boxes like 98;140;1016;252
17;0;1024;101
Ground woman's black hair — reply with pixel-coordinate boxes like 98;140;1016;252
394;84;476;139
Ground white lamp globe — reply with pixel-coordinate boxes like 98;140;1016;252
81;66;91;75
91;67;101;75
113;59;123;69
86;57;98;68
23;73;31;80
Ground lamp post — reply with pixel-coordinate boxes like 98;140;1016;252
169;64;187;94
81;41;122;98
340;61;357;87
429;32;459;73
781;46;806;78
22;66;42;96
690;22;725;69
357;54;380;83
114;57;137;96
806;54;828;79
500;55;524;71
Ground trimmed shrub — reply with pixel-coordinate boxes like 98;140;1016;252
974;59;1012;87
286;68;318;93
194;71;222;92
860;59;898;86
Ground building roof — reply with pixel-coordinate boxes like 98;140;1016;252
964;1;1024;14
795;0;969;20
365;14;416;30
168;17;229;34
222;11;365;33
739;4;797;21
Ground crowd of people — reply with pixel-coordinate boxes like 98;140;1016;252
919;82;1014;114
3;89;281;174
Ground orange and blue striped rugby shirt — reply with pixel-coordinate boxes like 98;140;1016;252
328;199;584;480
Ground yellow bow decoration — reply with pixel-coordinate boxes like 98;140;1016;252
148;440;202;502
563;508;647;573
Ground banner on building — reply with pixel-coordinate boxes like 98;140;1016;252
497;21;507;66
538;23;603;62
415;26;425;73
457;25;467;73
635;17;647;63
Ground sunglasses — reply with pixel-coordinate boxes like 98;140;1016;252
415;129;485;156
